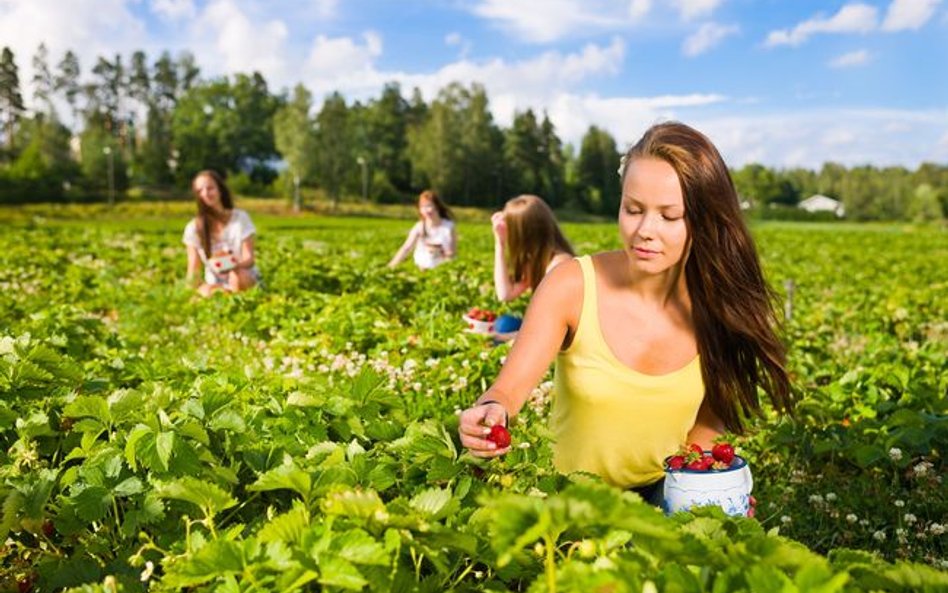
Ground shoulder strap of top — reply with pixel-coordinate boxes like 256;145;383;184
572;255;599;346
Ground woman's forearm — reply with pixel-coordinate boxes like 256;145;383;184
493;239;515;301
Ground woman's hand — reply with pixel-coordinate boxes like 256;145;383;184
491;211;507;242
458;402;510;458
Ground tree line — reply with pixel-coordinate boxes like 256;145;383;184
0;45;945;221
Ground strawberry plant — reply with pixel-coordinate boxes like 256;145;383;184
0;204;944;591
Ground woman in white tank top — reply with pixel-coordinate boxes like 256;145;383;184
387;190;458;270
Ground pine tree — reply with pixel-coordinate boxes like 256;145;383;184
55;50;81;125
0;46;26;151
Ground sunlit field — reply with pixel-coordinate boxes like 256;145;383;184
1;202;945;592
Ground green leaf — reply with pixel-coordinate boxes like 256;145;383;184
409;487;453;519
745;564;794;593
350;367;384;402
156;477;236;518
162;539;248;587
108;389;146;423
794;563;850;593
124;423;153;471
317;555;367;590
63;395;111;425
332;529;389;566
177;420;210;446
852;444;885;468
73;485;112;522
208;409;246;433
287;391;323;407
0;489;25;538
156;430;175;471
113;477;144;497
248;464;314;504
322;488;386;520
258;502;310;545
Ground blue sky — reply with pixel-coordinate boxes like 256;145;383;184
2;0;946;169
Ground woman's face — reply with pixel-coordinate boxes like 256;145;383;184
194;175;223;210
418;198;438;221
617;157;689;275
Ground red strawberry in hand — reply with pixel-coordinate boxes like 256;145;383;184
487;425;511;448
711;443;735;465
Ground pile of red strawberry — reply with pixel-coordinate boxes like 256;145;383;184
665;442;737;472
466;307;497;322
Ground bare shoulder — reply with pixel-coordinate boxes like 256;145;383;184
588;251;629;285
533;257;582;312
546;251;574;274
527;257;584;345
537;256;582;293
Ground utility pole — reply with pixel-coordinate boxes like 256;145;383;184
103;146;115;206
356;156;368;202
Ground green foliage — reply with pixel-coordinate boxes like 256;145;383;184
0;206;945;591
274;84;317;209
577;125;620;215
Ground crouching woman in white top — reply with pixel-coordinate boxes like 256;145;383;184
183;170;261;297
387;189;457;270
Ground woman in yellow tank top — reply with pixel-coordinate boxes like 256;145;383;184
458;122;793;503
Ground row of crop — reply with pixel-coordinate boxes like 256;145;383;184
2;330;946;592
0;215;945;591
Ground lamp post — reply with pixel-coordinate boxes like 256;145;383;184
293;173;301;213
103;146;115;206
356;155;368;202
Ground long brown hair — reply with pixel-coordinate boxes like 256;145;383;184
417;190;454;232
621;122;792;433
192;169;234;256
504;195;575;290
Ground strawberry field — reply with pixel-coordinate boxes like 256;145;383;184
1;202;946;592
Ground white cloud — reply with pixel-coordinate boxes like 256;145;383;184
682;22;739;56
672;0;725;21
0;0;148;116
150;0;196;20
305;32;383;85
765;3;878;47
311;0;339;19
829;49;871;68
694;108;948;168
821;127;857;146
628;0;652;20
545;92;726;150
444;32;473;59
301;35;626;103
936;131;948;160
882;0;941;31
197;0;289;81
471;0;617;43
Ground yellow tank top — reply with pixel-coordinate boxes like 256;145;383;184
551;255;705;488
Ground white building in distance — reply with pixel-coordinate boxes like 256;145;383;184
799;194;845;217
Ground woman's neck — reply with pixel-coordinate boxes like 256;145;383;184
621;257;688;308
